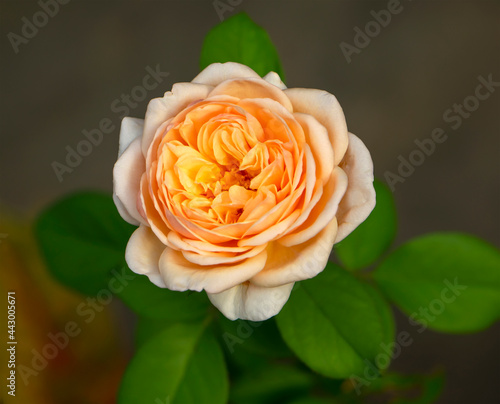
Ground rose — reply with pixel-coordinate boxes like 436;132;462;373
113;62;375;321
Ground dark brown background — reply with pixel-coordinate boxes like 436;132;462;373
1;1;499;403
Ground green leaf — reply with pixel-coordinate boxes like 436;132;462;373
230;364;314;404
35;191;134;295
335;180;397;270
119;321;228;404
373;233;500;333
361;282;395;351
116;265;210;320
200;12;285;80
135;316;171;349
276;263;396;379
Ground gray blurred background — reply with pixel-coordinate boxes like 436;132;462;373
1;1;499;403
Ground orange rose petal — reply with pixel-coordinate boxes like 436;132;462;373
141;82;212;156
278;167;348;247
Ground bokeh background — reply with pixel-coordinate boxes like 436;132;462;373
1;1;499;403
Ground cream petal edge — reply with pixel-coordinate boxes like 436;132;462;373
158;247;268;294
192;62;261;86
335;133;376;243
118;117;144;158
207;281;294;321
113;137;145;225
125;225;167;287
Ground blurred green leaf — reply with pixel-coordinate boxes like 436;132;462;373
335;180;397;270
373;233;500;333
116;265;210;320
230;364;314;404
217;316;292;358
200;12;285;80
35;191;134;295
276;263;395;379
119;321;228;404
287;398;339;404
361;371;445;404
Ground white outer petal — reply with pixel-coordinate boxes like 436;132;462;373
335;133;376;243
125;225;167;287
118;117;144;157
158;247;268;294
113;137;145;225
284;87;349;165
192;62;260;86
207;282;294;321
263;71;287;89
251;218;338;287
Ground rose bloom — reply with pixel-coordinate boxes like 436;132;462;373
113;62;375;321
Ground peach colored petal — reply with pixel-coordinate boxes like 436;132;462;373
278;179;323;238
251;218;337;287
182;238;253;254
125;225;166;287
238;209;301;247
209;78;293;112
335;133;375;243
263;71;287;90
158;247;267;294
207;281;294;321
237;98;305;146
191;62;260;86
284;88;348;165
182;243;267;266
118;117;144;157
294;112;335;185
139;175;170;245
141;82;212;156
166;231;254;257
278;166;348;247
113;137;146;225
